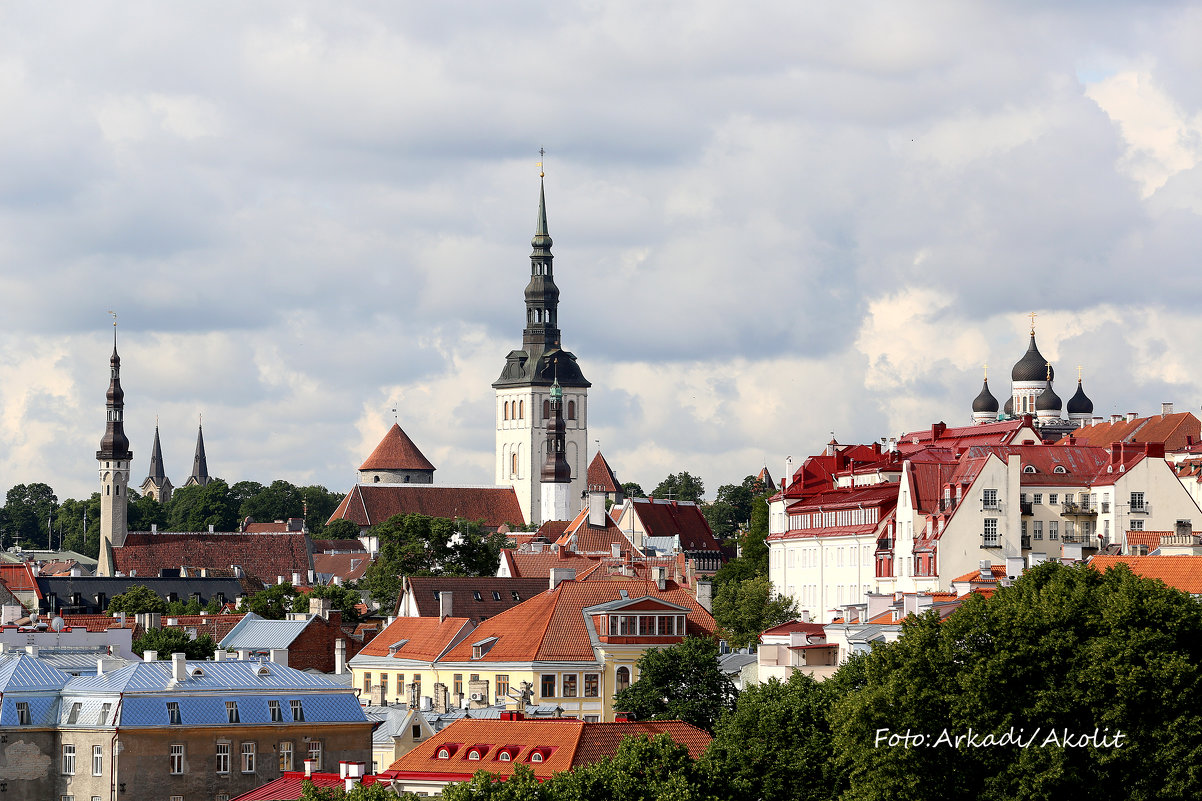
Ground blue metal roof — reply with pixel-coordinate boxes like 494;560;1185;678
219;614;313;651
0;695;59;726
0;654;72;691
118;693;366;727
66;659;349;694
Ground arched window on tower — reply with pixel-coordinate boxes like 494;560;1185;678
543;399;551;420
503;402;509;421
519;400;524;419
511;452;519;478
567;400;576;420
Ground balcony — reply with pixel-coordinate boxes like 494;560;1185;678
1061;532;1101;548
1020;501;1033;516
1060;501;1097;517
875;538;893;552
1021;534;1031;549
1101;502;1111;513
1129;503;1151;515
982;535;1002;548
981;501;1004;514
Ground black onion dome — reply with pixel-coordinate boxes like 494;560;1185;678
1066;380;1094;415
1003;397;1014;417
1036;382;1062;412
1012;333;1054;382
972;380;999;413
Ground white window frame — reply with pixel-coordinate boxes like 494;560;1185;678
307;740;322;770
170;744;184;775
62;743;76;775
216;742;230;774
92;745;103;776
241;742;256;774
279;741;293;772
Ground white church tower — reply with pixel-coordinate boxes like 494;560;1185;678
493;174;590;525
97;327;132;577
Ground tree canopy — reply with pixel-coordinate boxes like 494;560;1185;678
711;574;798;650
612;636;735;733
132;627;218;661
108;584;168;615
621;481;646;499
651;472;705;504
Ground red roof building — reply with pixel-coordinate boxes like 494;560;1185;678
112;531;313;589
358;424;437;484
328;485;525;533
1088;554;1202;595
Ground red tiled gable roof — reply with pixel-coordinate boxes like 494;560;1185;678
761;620;827;637
157;613;248;642
51;614;135;631
500;548;601;580
1125;531;1169;553
242;518;304;534
384;718;711;780
404;576;550;620
1063;412;1201;452
313;553;371;583
360;424;436;472
629;498;722;553
586;451;621;493
359;615;475;661
37;560;79;576
959;444;1114;486
534;520;571;542
439;579;716;663
783;483;899;515
312;538;366;553
556;508;630;555
113;532;312;587
231;772;385;801
0;563;41;596
329;485;525;530
951;564;1007;583
1089;555;1202;594
896;420;1038;454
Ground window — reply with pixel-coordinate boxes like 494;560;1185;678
1033;521;1043;540
493;591;501;601
1130;520;1145;531
616;666;631;693
562;674;578;697
216;743;230;774
264;700;282;723
511;591;521;601
519;400;524;419
226;701;240;724
307;741;322;770
437;748;451;759
1130;492;1146;512
92;745;103;776
279;742;293;772
584;673;599;697
567;400;576;420
470;673;480;682
500;751;512;762
453;674;463;696
1033;494;1042;504
241;742;255;773
982;489;998;509
62;744;76;775
167;701;181;725
16;702;30;725
541;674;556;698
1053;466;1067;474
412;724;422;740
380;673;388;698
468;749;482;761
217;795;229;801
412;674;421;699
983;519;999;547
1048;521;1059;541
1048;493;1059;505
363;673;372;694
543;399;551;419
98;703;111;725
531;751;544;763
67;702;82;723
1023;466;1036;474
473;591;483;601
170;797;183;801
170;744;184;774
496;675;510;699
290;700;305;722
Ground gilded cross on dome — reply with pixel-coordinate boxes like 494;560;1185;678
1077;365;1083;381
1029;311;1038;333
1045;362;1052;381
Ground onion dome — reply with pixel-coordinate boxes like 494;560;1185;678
1012;333;1053;382
1003;396;1013;417
1035;382;1062;413
1066;379;1094;416
972;380;999;414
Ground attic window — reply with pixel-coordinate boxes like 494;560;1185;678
226;701;240;723
256;665;272;677
68;702;82;723
167;702;181;725
291;700;305;722
1053;466;1067;474
16;702;31;725
269;700;283;723
191;667;205;678
437;748;451;759
493;591;501;601
468;749;482;761
499;751;512;762
1023;465;1036;473
511;592;520;601
98;703;111;725
530;751;545;763
388;640;408;655
472;637;498;660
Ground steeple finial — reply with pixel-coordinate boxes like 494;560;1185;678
1029;311;1037;334
1046;362;1052;381
538;147;545;179
1077;365;1083;382
983;362;988;380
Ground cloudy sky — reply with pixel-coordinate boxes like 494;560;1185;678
3;1;1202;504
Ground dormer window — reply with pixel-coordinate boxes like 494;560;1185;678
226;701;240;723
67;702;82;723
291;700;305;722
529;750;546;763
167;702;181;725
16;702;31;725
1023;465;1036;473
473;591;483;602
499;751;512;762
468;749;482;760
438;748;451;759
1053;466;1067;474
269;700;283;723
388;640;408;655
191;667;205;678
493;591;501;601
472;637;498;659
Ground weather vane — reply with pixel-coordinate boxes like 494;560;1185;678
537;147;545;178
391;406;398;423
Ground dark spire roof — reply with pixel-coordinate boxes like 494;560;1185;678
190;422;210;485
541;377;572;483
1003;396;1014;417
1012;333;1053;382
972;379;999;414
1035;381;1062;412
97;331;132;461
147;425;167;482
1067;379;1094;416
493;178;590;390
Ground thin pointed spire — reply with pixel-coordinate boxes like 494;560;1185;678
189;417;210;486
532;177;552;249
148;424;166;482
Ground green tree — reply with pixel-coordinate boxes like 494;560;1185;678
128;490;167;532
651;473;704;504
552;733;722;801
831;561;1202;801
322;518;362;541
621;481;646;499
703;481;755;540
55;494;102;558
613;636;735;733
300;780;417;800
239;479;304;524
711;494;772;600
240;582;301;620
301;485;345;535
228;480;266;511
711;574;797;650
440;764;549;801
3;482;58;548
166;479;238;532
294;584;365;623
108;584;168;615
132;627;217;660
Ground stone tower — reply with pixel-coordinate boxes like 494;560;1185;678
97;331;133;577
493;177;590;525
540;376;572;523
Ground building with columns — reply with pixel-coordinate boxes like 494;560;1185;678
493;178;590;525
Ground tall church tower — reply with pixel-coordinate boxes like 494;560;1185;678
184;419;210;487
493;175;590;525
97;329;133;577
540;376;572;523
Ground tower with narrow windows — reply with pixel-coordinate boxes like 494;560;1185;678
97;331;133;577
493;177;590;524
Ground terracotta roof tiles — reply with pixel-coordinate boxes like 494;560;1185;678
402;576;551;621
1089;555;1202;594
586;451;622;494
628;498;722;553
113;532;312;588
358;616;476;662
360;424;436;472
329;485;525;531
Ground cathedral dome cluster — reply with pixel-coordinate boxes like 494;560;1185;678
970;317;1093;436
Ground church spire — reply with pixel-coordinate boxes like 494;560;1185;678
97;321;131;461
148;423;166;482
522;170;561;358
97;316;132;577
187;417;210;487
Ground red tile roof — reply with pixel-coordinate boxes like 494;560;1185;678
311;539;366;553
231;772;385;801
586;451;622;493
555;508;630;555
951;565;1007;583
500;548;601;580
1089;555;1202;594
627;498;722;552
0;563;41;596
113;532;312;588
329;485;525;531
761;620;827;637
360;424;436;471
242;518;305;534
1125;531;1169;553
438;579;716;663
358;616;475;661
384;718;711;781
313;553;371;583
1062;412;1200;452
52;614;136;631
402;576;550;621
896;419;1040;454
157;613;248;642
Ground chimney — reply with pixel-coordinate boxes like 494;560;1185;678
304;760;314;778
151;523;157;534
171;652;187;682
335;639;347;674
784;456;793;483
310;597;332;619
695;579;713;612
97;658;106;675
143;650;158;662
1127;412;1138;422
588;490;606;527
550;568;576;590
439;591;453;622
432;682;448;713
610;543;621;558
1005;556;1024;580
209;524;215;533
238;649;251;661
931;422;946;441
902;594;918;617
277;576;285;585
1163;402;1174;418
292;572;302;585
213;649;226;662
25;644;38;658
800;609;811;623
652;565;666;591
866;593;891;620
269;649;289;666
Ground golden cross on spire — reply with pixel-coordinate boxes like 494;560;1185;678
1045;362;1052;381
1077;365;1083;381
983;362;988;380
537;147;545;178
1029;311;1038;334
